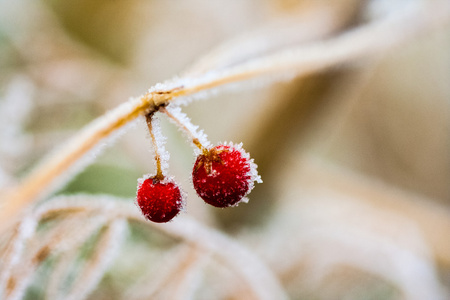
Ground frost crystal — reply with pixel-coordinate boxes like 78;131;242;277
164;105;211;154
150;116;170;175
222;141;263;194
192;142;261;207
136;176;185;223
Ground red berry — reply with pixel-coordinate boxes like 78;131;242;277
192;143;261;208
136;176;184;223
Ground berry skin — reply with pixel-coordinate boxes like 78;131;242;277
136;176;184;223
192;143;261;208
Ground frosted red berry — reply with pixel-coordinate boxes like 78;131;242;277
136;176;184;223
192;143;261;208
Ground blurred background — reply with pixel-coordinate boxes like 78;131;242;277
0;0;449;299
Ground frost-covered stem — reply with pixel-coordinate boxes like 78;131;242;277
37;195;290;300
118;209;288;300
1;0;448;234
45;215;110;299
160;106;208;154
125;244;208;300
145;113;164;180
0;217;37;299
4;220;77;300
0;90;183;234
64;219;127;300
168;247;208;300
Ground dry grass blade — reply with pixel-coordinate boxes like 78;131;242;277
168;249;208;300
29;195;288;300
3;215;85;300
121;209;289;300
0;217;37;299
302;158;450;267
125;244;208;300
216;1;450;82
182;1;361;77
44;215;114;300
62;219;127;300
1;207;113;300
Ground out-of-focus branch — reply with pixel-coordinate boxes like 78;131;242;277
301;157;450;267
19;194;290;300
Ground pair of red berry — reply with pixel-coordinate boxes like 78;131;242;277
136;110;261;223
137;143;259;223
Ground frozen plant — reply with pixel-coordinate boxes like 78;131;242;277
136;104;262;222
0;0;450;299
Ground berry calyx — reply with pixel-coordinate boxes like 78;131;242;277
136;176;184;223
192;143;261;208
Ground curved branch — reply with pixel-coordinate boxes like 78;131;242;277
26;195;289;300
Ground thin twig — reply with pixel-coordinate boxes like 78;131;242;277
145;113;164;180
63;219;127;300
31;195;290;300
160;106;208;153
44;214;111;300
0;217;37;299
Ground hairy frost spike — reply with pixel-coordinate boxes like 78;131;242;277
149;116;170;176
136;176;184;223
163;105;211;154
192;143;262;208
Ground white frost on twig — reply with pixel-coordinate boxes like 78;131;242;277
163;105;211;153
0;216;38;299
45;214;111;300
27;195;289;300
149;115;170;176
63;219;127;300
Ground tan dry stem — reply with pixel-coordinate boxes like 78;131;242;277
145;113;164;181
0;90;182;234
160;106;208;153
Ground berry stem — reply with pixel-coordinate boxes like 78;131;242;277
160;106;209;155
145;113;164;181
